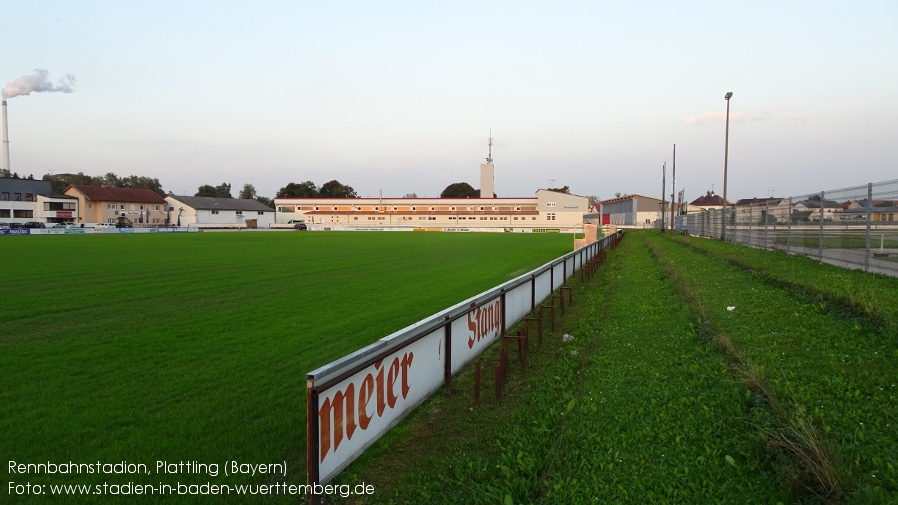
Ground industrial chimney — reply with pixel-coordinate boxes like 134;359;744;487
2;100;9;174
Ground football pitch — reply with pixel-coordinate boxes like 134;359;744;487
1;231;571;494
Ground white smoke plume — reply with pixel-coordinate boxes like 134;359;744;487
2;69;76;99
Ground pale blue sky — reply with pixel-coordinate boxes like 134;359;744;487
2;1;896;201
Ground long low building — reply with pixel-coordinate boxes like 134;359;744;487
274;189;589;232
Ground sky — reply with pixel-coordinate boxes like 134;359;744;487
2;1;896;202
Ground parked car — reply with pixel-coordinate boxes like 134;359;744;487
293;222;308;230
22;221;46;228
9;222;24;229
95;223;115;229
287;219;305;224
50;223;68;228
0;222;9;229
115;221;133;228
64;222;80;229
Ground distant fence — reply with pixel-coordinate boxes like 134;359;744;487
0;227;196;235
677;179;898;276
305;230;623;488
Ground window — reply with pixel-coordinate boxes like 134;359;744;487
0;192;8;201
236;210;243;215
107;203;117;210
88;203;93;209
547;213;556;221
153;205;159;211
0;209;9;218
212;210;219;214
14;210;33;218
25;193;35;202
120;204;125;210
547;202;556;208
257;211;264;215
140;205;144;210
14;193;22;201
353;217;358;220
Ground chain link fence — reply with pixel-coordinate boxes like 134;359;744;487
677;179;898;277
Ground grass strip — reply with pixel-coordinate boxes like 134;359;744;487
643;230;898;502
668;233;898;337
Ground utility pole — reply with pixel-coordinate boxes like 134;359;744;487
670;144;676;231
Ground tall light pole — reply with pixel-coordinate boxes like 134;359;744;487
721;91;733;241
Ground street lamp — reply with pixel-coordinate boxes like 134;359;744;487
721;91;733;241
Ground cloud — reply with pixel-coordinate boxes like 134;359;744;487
2;69;76;99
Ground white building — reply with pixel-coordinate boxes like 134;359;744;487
165;196;276;229
274;189;589;232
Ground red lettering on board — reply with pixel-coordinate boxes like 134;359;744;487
319;351;415;462
466;299;503;349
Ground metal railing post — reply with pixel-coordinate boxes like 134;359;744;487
786;196;792;254
818;191;825;261
865;182;873;272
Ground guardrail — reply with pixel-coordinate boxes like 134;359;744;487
305;230;622;489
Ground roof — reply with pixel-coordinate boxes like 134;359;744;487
734;197;782;206
690;192;726;207
68;185;167;204
795;199;841;209
167;195;274;212
599;194;663;205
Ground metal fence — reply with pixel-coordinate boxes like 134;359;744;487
677;179;898;277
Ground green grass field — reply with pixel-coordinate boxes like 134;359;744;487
0;232;571;501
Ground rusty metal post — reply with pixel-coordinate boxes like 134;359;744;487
474;361;481;406
494;362;502;402
541;304;555;331
553;294;564;314
561;286;573;307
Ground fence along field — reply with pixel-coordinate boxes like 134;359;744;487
0;232;573;501
306;232;618;487
679;178;898;277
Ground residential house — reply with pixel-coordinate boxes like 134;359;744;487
63;185;167;225
165;195;275;228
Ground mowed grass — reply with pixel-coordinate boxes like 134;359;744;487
0;231;570;496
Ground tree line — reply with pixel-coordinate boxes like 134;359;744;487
23;171;590;207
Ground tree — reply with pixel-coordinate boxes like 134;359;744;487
547;185;571;194
440;182;478;198
319;180;358;198
239;183;257;200
215;182;232;198
256;196;275;209
277;181;319;198
195;185;218;197
404;193;418;198
587;195;600;207
42;171;166;196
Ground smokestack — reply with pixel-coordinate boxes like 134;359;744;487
2;100;9;174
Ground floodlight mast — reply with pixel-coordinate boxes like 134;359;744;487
721;91;733;241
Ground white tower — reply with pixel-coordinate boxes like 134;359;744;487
479;132;494;198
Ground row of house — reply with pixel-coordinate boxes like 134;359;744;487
594;192;898;230
0;179;275;228
719;196;897;224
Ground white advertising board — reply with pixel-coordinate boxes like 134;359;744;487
314;327;444;483
449;298;503;374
